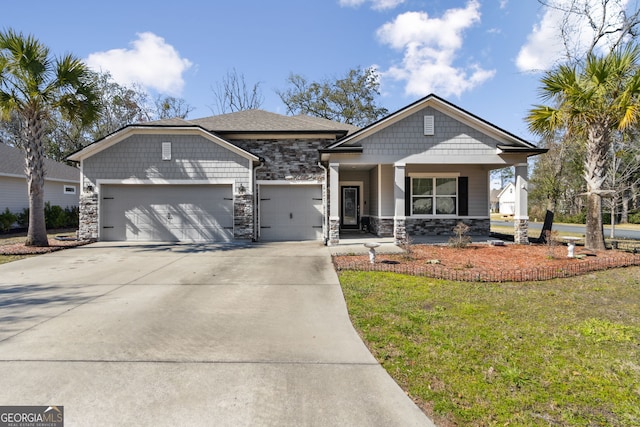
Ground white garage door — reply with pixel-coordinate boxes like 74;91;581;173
101;184;234;242
260;185;323;241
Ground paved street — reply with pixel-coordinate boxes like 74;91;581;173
0;242;433;426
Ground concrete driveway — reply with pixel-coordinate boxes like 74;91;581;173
0;241;434;426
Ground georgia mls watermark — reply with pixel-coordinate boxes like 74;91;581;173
0;406;63;427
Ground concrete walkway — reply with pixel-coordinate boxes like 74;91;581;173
0;241;434;426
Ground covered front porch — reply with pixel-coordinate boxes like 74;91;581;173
326;162;530;246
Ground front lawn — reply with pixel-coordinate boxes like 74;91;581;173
339;269;640;426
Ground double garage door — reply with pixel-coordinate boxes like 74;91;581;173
101;184;233;242
100;184;323;242
260;185;323;241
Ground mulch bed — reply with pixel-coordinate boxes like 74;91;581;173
333;243;640;282
0;238;90;255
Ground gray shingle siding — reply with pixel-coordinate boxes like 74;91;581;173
362;107;499;160
83;134;251;187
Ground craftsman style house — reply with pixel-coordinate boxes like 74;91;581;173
68;94;545;245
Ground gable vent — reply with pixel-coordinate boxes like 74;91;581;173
424;115;435;136
162;142;172;161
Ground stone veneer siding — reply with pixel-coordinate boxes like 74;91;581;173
406;218;490;236
79;191;99;241
329;218;340;245
370;217;394;237
232;139;327;181
368;217;489;238
234;193;254;240
514;219;529;244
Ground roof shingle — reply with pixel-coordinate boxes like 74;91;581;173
0;143;79;182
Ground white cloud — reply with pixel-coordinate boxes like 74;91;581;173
85;32;193;95
516;0;629;72
339;0;405;11
376;0;495;98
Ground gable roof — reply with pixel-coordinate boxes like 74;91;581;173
323;94;546;156
67;126;261;162
0;143;79;182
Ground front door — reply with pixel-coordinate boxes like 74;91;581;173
341;186;359;229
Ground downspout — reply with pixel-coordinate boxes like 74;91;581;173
253;159;265;242
318;161;329;246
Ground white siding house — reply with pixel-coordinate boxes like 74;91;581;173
0;143;80;215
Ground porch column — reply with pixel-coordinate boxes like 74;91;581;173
328;163;340;245
394;163;407;245
514;163;529;244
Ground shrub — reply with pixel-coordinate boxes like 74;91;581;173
17;208;29;228
556;211;586;224
45;202;67;229
64;206;79;227
0;208;17;232
14;204;79;230
448;222;472;248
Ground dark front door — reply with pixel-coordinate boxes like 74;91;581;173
341;186;359;229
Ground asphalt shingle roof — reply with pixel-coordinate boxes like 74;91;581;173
148;110;359;134
0;143;79;182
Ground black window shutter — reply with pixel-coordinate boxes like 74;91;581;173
405;177;411;216
458;177;468;216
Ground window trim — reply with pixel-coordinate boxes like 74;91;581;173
409;173;459;217
63;185;77;195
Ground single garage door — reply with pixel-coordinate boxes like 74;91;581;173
260;185;323;241
101;184;234;242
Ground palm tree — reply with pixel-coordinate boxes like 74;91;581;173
527;45;640;250
0;29;100;246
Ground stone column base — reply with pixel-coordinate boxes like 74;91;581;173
328;217;340;245
394;217;407;245
514;219;529;244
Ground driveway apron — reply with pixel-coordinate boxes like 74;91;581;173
0;241;433;426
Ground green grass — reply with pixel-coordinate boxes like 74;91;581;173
339;269;640;426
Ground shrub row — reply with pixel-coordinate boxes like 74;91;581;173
0;203;79;232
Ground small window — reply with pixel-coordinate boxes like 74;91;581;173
64;185;76;195
162;142;172;161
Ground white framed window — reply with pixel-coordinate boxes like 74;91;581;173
411;176;457;215
63;185;76;195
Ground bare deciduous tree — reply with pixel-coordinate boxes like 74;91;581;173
210;68;264;114
539;0;640;62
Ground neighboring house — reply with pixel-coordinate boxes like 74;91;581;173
490;188;501;213
497;182;517;215
68;94;546;244
0;143;80;214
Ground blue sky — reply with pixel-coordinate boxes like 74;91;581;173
1;0;631;143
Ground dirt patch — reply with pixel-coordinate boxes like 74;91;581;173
333;243;640;282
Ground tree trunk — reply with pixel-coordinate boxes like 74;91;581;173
583;124;609;250
621;190;630;224
23;112;49;247
610;195;617;239
585;193;606;250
